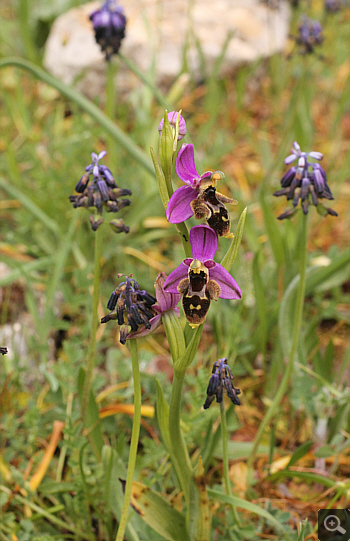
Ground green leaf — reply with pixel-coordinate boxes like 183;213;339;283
189;458;211;541
155;379;171;451
174;324;203;373
102;446;140;541
130;482;190;541
215;441;273;460
0;58;154;176
78;368;104;462
314;445;336;458
159;111;174;197
287;440;313;468
208;489;290;539
0;176;60;237
220;207;247;271
150;147;169;209
162;311;186;362
279;250;350;358
259;192;285;267
267;469;336;488
252;251;268;356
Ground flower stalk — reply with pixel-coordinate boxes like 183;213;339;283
116;339;141;541
81;225;103;423
169;370;193;504
248;213;309;468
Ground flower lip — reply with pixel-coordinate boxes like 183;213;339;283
163;225;242;301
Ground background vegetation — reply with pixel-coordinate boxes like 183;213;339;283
0;0;350;539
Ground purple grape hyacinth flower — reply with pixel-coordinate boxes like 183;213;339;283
163;225;241;327
203;358;241;409
296;15;324;54
90;0;126;61
101;274;156;344
69;151;131;231
158;111;187;141
324;0;343;12
127;272;181;339
274;142;337;219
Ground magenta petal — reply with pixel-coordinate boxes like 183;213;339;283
175;144;200;184
166;185;197;223
163;262;189;293
190;225;218;261
209;264;242;299
155;272;181;311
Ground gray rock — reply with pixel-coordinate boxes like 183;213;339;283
43;0;291;99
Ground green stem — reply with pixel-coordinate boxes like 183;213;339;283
81;226;103;422
168;371;193;504
0;58;154;176
219;400;230;496
106;60;118;174
220;401;241;525
118;53;171;110
116;340;141;541
247;213;308;469
176;222;192;258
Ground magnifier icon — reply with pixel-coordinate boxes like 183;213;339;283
324;514;346;534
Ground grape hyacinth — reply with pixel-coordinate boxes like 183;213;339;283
69;151;131;231
296;15;324;54
101;274;156;344
324;0;343;12
273;142;337;220
90;0;127;61
203;358;241;409
127;272;181;338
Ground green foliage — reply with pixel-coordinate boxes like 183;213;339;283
1;1;350;540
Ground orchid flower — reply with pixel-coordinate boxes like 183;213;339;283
166;144;236;237
158;111;187;141
163;225;241;327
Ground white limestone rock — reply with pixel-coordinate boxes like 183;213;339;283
43;0;291;99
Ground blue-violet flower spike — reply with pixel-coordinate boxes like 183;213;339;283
163;225;241;328
204;358;241;409
69;151;131;231
166;144;237;237
90;0;126;61
101;274;156;344
296;15;324;54
274;141;337;219
127;272;181;339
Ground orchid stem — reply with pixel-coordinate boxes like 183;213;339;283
169;371;193;504
81;226;103;423
248;213;308;470
116;340;141;541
